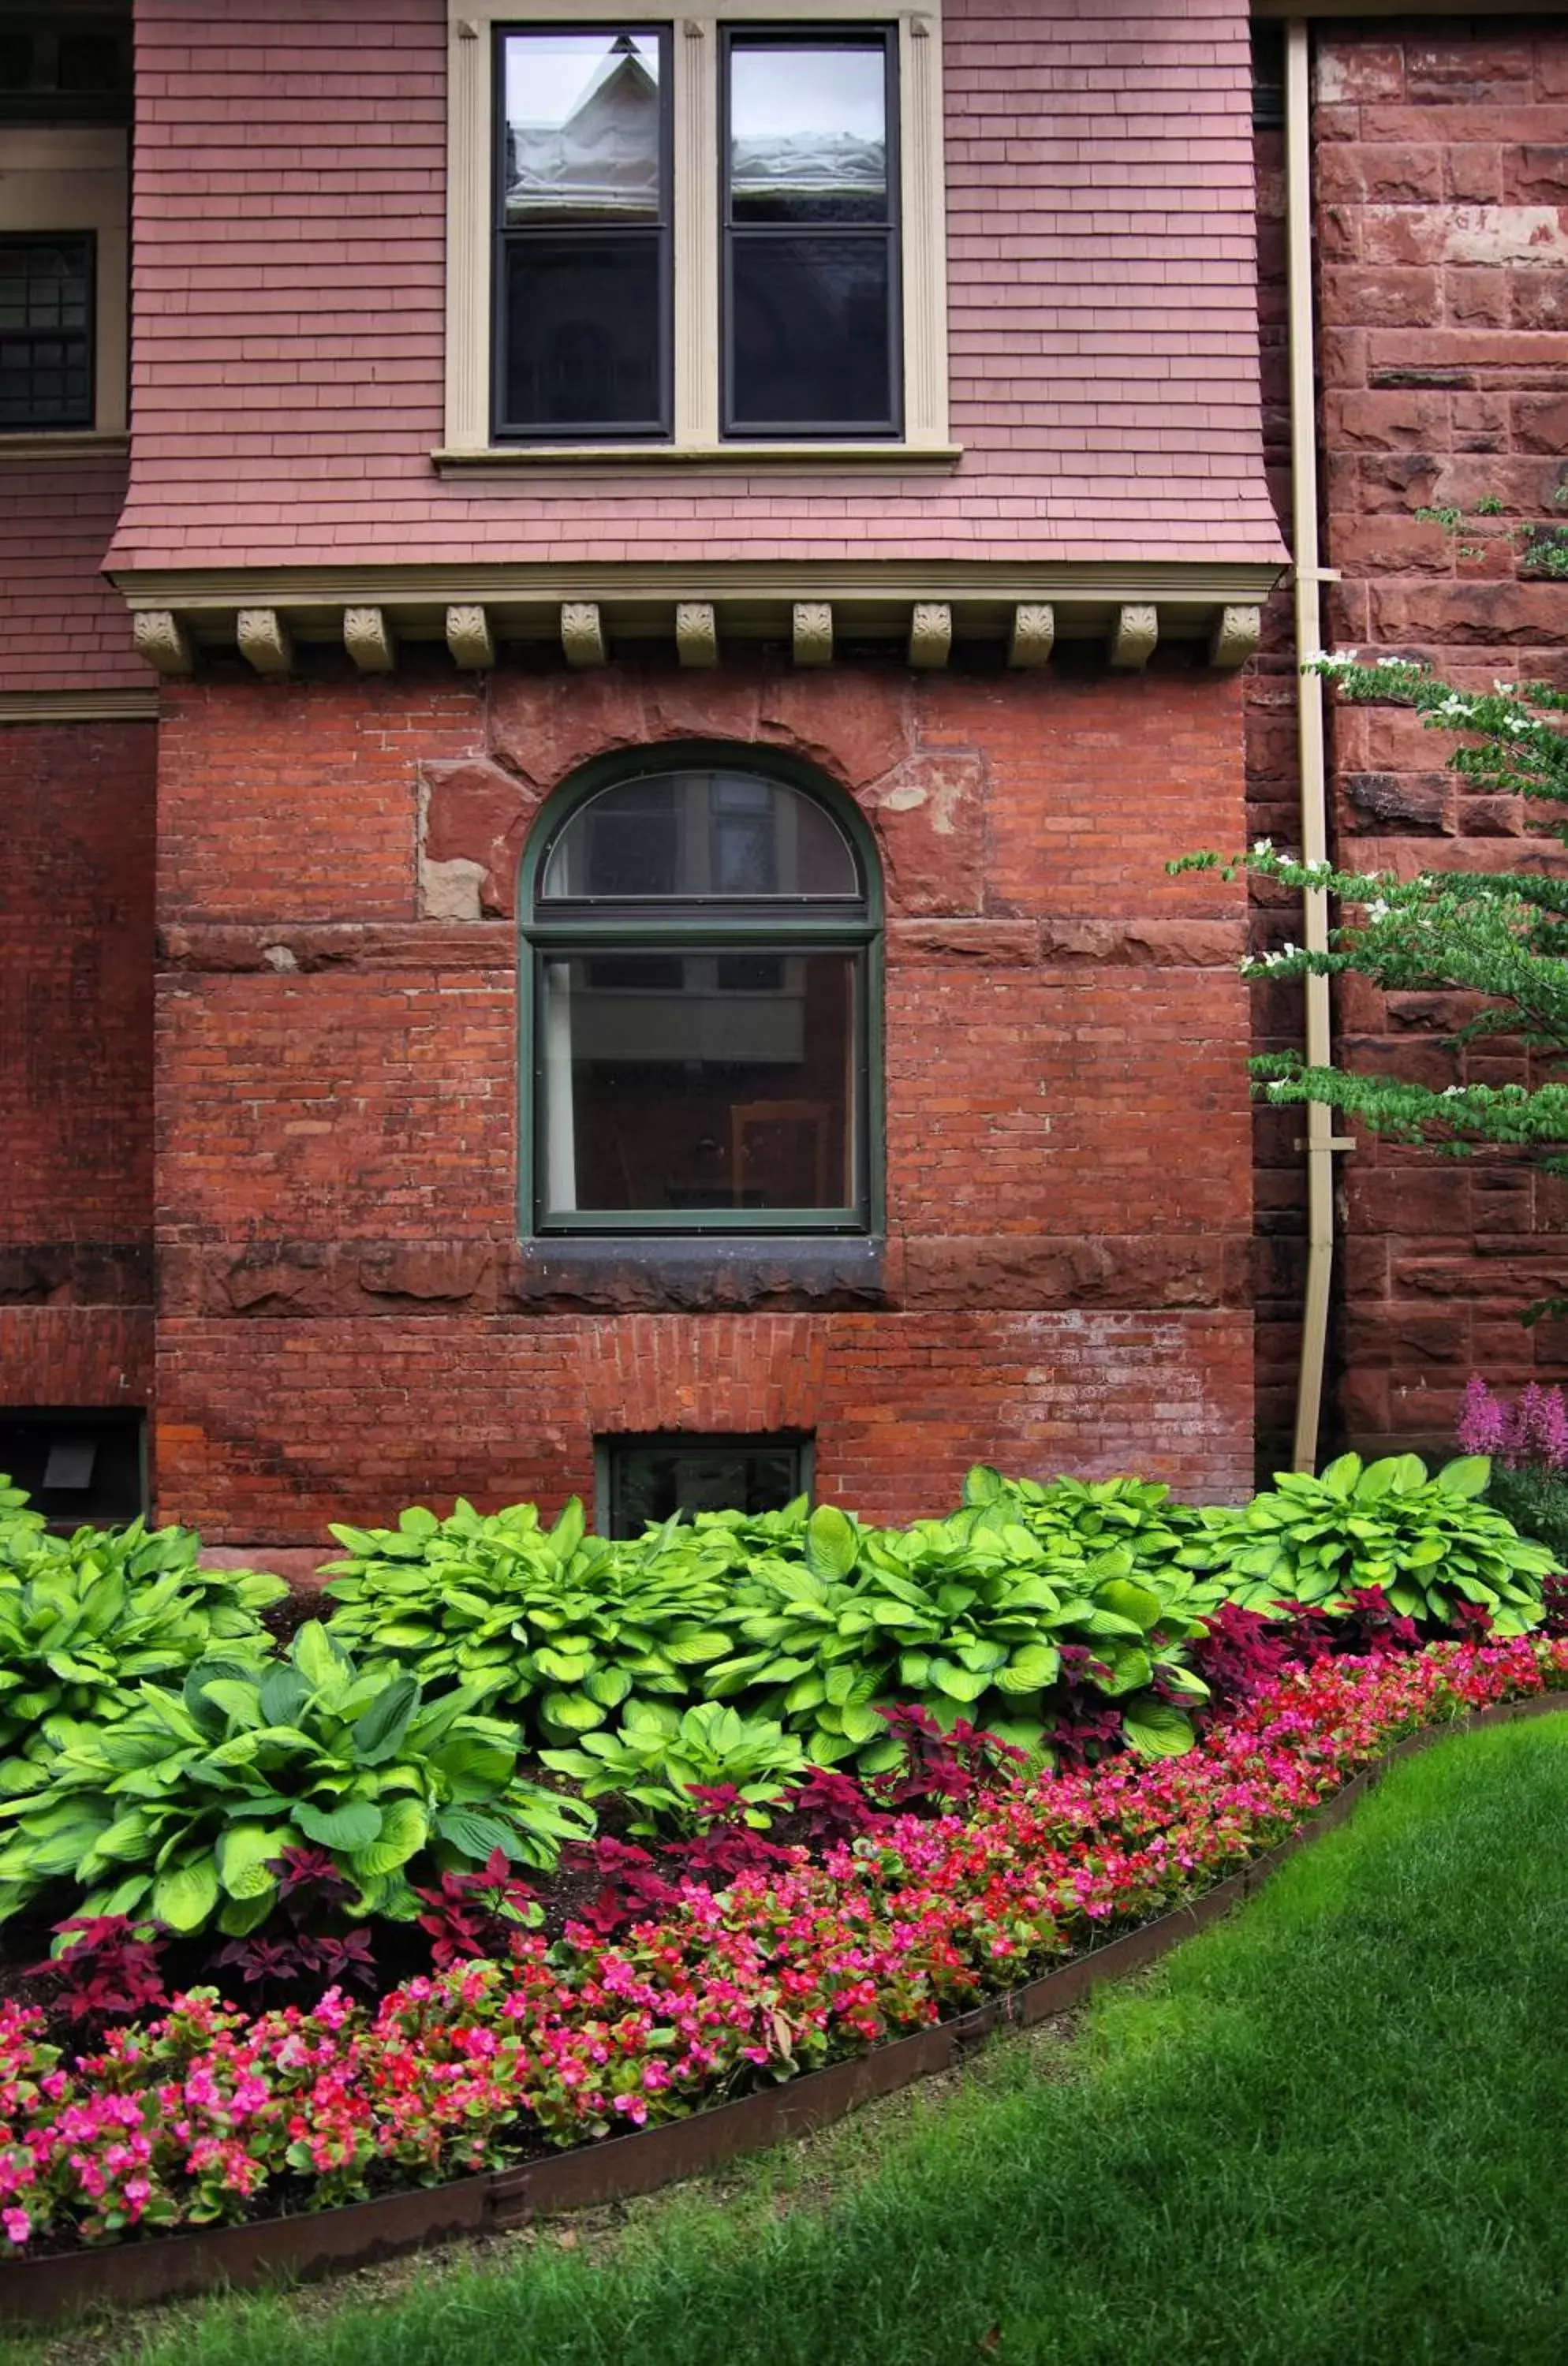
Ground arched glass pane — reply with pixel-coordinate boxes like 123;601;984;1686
539;769;861;901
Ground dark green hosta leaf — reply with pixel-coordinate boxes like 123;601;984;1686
351;1674;420;1765
293;1798;383;1851
435;1806;525;1863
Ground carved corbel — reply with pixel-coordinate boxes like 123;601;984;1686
1008;603;1055;668
446;605;495;669
561;603;607;668
675;601;719;668
237;609;293;676
1210;605;1262;670
344;606;396;673
1108;604;1159;670
132;610;193;677
792;602;833;668
907;602;952;670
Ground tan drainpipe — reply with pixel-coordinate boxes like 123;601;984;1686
1284;20;1341;1473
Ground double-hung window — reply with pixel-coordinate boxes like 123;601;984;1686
446;3;947;456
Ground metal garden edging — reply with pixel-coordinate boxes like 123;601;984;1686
5;1693;1562;2329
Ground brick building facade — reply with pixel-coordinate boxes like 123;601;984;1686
2;3;1564;1545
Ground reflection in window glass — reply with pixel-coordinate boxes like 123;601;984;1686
722;33;898;437
496;28;669;435
539;952;858;1215
729;42;887;223
502;32;663;222
541;772;860;901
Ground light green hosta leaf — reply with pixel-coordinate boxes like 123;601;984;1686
291;1619;349;1694
1122;1700;1197;1759
998;1642;1059;1693
1094;1578;1163;1632
804;1506;859;1582
153;1854;221;1933
351;1795;428;1877
1436;1454;1491;1500
216;1821;291;1899
927;1659;990;1704
1318;1453;1362;1501
539;1689;607;1734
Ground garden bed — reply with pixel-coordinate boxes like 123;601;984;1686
6;1638;1568;2327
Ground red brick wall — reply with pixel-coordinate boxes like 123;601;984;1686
152;653;1256;1539
0;722;155;1411
1245;16;1568;1469
111;0;1280;574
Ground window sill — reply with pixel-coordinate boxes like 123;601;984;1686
434;442;962;479
510;1233;888;1314
0;431;128;461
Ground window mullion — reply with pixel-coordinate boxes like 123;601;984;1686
674;15;719;446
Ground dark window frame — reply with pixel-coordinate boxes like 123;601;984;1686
596;1429;814;1536
519;745;885;1241
719;21;902;441
491;20;675;442
0;228;95;431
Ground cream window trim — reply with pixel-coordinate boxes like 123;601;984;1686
0;128;129;439
444;2;948;459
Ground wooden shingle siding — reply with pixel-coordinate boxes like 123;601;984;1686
110;0;1282;573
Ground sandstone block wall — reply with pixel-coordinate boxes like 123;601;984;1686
1246;14;1568;1469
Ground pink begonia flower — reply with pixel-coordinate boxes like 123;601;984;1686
2;2207;31;2247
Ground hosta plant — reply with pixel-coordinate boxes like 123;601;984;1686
715;1501;1208;1767
0;1621;593;1937
0;1520;287;1774
323;1496;745;1741
0;1473;46;1561
540;1700;808;1832
1205;1452;1554;1636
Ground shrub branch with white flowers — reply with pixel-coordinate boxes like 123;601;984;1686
1170;633;1568;1317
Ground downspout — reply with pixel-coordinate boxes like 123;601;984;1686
1283;20;1339;1473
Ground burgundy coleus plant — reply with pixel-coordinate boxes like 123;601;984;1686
786;1766;883;1845
32;1916;168;2026
558;1838;686;1939
1187;1603;1291;1712
413;1849;541;1969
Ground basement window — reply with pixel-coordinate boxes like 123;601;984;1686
598;1431;812;1537
0;1409;146;1530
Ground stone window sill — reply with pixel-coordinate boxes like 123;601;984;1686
511;1235;888;1314
0;431;128;461
434;444;962;480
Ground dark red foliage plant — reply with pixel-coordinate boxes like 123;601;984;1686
786;1766;882;1846
413;1848;540;1970
1047;1648;1131;1771
1341;1584;1421;1655
211;1845;381;2000
1188;1603;1290;1712
558;1838;685;1939
1541;1575;1568;1638
870;1704;1029;1812
32;1916;168;2026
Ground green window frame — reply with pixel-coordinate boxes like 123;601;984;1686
519;744;884;1237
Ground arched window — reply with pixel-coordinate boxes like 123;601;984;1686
522;756;880;1234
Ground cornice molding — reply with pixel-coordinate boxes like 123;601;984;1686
111;558;1285;612
108;558;1285;680
0;688;158;725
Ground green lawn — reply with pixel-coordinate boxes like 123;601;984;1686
17;1716;1568;2366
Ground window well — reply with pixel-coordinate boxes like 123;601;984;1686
599;1432;812;1539
0;1408;146;1529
